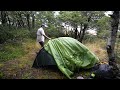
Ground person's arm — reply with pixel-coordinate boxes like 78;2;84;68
40;28;51;40
43;34;51;40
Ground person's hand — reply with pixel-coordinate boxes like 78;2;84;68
49;38;51;40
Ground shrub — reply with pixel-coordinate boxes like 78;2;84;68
83;34;98;43
0;25;31;44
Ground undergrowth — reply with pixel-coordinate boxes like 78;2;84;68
83;38;108;62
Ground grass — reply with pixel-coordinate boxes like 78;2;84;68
0;38;66;79
83;38;108;63
0;43;26;62
0;38;41;62
0;37;119;79
115;38;120;65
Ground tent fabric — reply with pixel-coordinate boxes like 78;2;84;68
32;48;57;68
44;37;99;79
32;37;99;79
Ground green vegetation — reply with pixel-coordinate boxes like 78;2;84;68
0;44;25;62
0;11;120;79
0;35;110;79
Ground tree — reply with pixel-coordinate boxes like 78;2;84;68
25;11;31;30
1;11;7;26
58;11;83;39
31;11;35;29
79;11;105;42
106;11;119;75
96;16;111;38
57;11;105;42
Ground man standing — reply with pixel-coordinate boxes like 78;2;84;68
37;24;51;47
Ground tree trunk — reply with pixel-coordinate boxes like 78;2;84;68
17;19;21;28
74;27;78;39
79;17;91;43
78;23;82;39
79;24;87;43
26;14;30;30
1;11;7;26
106;11;119;75
19;14;25;28
7;16;11;28
32;12;35;29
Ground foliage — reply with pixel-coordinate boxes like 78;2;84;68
0;25;30;43
96;16;111;38
46;23;65;37
57;11;105;42
0;25;10;43
0;11;107;43
58;11;84;27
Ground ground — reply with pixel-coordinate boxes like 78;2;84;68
0;38;119;79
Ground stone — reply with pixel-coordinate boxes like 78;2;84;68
77;76;84;79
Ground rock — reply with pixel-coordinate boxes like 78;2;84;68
93;64;115;79
77;76;84;79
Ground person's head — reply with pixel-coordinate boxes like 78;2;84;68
41;24;46;29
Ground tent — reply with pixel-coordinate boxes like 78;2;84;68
32;37;99;79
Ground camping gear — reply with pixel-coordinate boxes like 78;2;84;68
32;37;99;79
91;64;117;79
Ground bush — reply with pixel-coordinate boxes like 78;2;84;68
0;26;12;43
46;28;65;38
83;34;98;43
29;28;37;39
0;25;31;44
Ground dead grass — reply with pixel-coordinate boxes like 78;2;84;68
84;39;108;63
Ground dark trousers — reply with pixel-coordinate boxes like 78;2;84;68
39;41;44;47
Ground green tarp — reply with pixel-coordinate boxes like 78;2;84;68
44;37;99;79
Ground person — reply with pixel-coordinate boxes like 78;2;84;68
36;24;51;47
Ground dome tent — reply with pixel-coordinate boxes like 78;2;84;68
32;37;99;79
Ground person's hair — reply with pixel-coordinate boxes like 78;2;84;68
41;24;45;27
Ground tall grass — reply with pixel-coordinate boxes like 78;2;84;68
83;38;108;62
115;38;120;64
0;27;37;62
0;38;41;62
0;43;26;62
